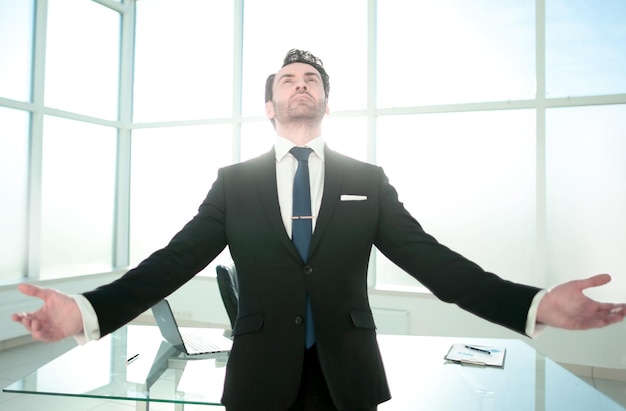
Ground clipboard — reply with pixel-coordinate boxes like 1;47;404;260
444;343;506;367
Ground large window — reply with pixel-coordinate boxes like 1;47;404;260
0;0;125;282
0;0;624;299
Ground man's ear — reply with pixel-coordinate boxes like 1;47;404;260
325;98;330;115
265;101;275;120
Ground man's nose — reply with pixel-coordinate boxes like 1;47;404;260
295;79;308;91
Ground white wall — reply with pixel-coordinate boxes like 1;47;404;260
1;274;624;370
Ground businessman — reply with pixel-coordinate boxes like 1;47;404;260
13;49;626;411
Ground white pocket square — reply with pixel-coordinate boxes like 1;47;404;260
341;194;368;201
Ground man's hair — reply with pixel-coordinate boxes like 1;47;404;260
264;49;330;104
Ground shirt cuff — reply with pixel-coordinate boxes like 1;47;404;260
525;289;548;338
71;294;101;345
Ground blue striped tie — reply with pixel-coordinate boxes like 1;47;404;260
290;147;315;348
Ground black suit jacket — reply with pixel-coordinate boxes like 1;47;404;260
83;146;540;411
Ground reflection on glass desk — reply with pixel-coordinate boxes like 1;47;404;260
4;325;624;410
4;326;227;410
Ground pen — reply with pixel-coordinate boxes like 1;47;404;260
126;353;140;364
465;345;491;355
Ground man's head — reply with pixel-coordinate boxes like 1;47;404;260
265;49;330;103
265;49;330;129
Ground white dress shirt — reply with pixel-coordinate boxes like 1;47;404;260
275;135;325;236
72;135;543;344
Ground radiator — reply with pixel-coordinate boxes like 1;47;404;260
372;308;409;335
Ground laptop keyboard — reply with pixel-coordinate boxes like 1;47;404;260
180;331;221;353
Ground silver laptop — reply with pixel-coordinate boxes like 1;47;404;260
151;299;232;356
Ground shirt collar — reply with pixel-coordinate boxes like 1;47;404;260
274;135;325;162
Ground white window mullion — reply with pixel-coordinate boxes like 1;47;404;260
113;0;136;269
232;0;244;164
535;0;547;288
367;0;378;288
26;0;49;279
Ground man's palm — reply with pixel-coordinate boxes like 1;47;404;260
537;274;625;330
11;283;83;342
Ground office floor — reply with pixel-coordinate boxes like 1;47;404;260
1;338;625;410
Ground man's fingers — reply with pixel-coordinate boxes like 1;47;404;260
11;313;57;341
580;273;612;289
596;303;626;313
30;321;46;341
17;283;47;299
610;305;626;314
10;312;24;322
12;313;32;331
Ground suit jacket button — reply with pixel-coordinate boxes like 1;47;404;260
294;316;304;326
303;266;313;275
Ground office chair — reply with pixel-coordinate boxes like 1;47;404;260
216;262;239;330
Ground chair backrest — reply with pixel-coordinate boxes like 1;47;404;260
216;262;239;329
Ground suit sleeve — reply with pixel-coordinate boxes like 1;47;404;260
372;167;540;335
82;168;229;336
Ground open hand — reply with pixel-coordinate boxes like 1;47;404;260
537;274;626;330
11;283;83;342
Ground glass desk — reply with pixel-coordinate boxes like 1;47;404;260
4;325;624;410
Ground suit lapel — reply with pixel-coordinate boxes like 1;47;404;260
309;146;344;258
254;149;303;262
253;145;346;262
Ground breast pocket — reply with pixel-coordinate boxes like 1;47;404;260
232;313;264;336
350;309;377;330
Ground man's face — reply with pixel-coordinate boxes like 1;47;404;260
266;62;329;127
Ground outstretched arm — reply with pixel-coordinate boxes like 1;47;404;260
11;283;84;342
537;274;625;330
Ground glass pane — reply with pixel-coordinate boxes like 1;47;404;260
323;116;368;163
133;0;233;122
378;0;535;107
376;110;536;289
241;121;276;162
45;0;120;119
242;0;368;116
129;125;232;276
546;105;626;300
546;0;626;97
0;0;33;101
0;107;29;281
40;116;117;278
